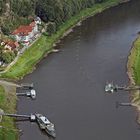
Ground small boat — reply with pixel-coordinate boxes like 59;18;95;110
35;114;56;138
27;89;36;99
105;82;117;93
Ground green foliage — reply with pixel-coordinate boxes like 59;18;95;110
35;0;101;25
46;22;56;35
1;16;32;35
10;0;36;17
2;51;16;64
0;0;6;15
0;0;34;35
0;0;106;35
131;38;140;84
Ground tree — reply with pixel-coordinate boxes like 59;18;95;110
46;22;56;35
2;51;15;64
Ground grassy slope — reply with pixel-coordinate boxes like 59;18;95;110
132;38;140;84
0;0;124;80
0;85;17;140
127;36;140;124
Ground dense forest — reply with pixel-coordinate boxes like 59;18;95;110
0;0;103;35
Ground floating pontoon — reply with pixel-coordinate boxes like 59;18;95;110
16;89;36;99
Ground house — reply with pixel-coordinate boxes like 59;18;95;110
4;41;19;52
12;21;39;45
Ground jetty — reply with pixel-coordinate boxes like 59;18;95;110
0;80;34;89
19;83;34;89
116;102;132;108
16;89;36;99
0;112;56;137
105;82;140;93
2;113;36;121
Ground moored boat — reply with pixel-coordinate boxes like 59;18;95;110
35;114;56;138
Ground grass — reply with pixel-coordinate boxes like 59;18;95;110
0;0;125;80
133;38;140;84
0;85;17;140
128;37;140;85
128;36;140;105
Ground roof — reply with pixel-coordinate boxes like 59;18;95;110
5;41;19;50
30;21;35;27
12;22;36;36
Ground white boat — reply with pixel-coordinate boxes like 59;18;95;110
105;83;116;93
35;114;56;138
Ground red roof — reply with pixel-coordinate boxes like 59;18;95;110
6;41;19;50
12;22;35;36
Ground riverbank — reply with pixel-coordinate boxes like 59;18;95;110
0;1;131;139
0;0;130;80
127;35;140;123
0;85;17;139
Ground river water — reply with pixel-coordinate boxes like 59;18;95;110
17;0;140;140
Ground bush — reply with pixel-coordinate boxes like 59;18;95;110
46;22;56;36
2;51;16;64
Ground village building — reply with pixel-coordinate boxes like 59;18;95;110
4;41;19;52
11;21;38;46
11;17;41;46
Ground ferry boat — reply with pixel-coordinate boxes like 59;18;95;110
35;114;56;138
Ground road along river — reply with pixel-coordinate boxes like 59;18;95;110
17;0;140;140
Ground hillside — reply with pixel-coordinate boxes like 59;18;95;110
0;0;103;35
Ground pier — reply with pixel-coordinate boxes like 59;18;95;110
0;112;36;121
16;89;36;99
105;82;140;93
0;111;56;137
19;83;34;89
105;82;136;109
116;102;132;108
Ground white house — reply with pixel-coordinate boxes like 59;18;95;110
12;21;39;45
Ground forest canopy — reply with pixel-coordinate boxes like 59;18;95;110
0;0;104;34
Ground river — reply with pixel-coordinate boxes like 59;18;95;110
17;0;140;140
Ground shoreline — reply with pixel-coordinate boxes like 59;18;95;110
0;0;130;80
127;35;140;123
0;0;131;140
0;84;18;140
